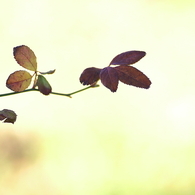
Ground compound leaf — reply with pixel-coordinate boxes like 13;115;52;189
109;51;146;66
0;109;17;124
6;70;32;92
80;67;101;85
100;67;119;92
115;65;151;89
14;45;37;71
36;75;52;95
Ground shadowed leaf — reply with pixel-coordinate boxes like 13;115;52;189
115;65;151;89
6;70;32;92
14;45;37;71
0;109;17;124
80;67;101;85
100;67;119;92
109;51;146;66
39;69;56;75
36;75;52;95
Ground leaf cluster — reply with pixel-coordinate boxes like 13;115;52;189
80;51;151;92
6;45;54;95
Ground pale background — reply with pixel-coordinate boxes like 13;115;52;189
0;0;195;194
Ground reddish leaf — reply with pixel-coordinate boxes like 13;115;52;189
115;65;151;89
109;51;146;66
14;45;37;71
39;69;56;75
80;67;101;85
0;109;17;124
36;75;52;95
6;70;32;92
100;67;119;92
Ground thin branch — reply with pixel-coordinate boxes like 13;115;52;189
68;84;99;97
0;85;99;98
0;89;37;97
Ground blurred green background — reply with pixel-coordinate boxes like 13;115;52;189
1;0;195;194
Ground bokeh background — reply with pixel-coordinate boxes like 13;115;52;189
1;0;195;194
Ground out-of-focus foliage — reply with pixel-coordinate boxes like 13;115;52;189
0;131;40;172
0;129;195;195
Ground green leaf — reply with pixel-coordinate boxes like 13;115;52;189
36;75;52;95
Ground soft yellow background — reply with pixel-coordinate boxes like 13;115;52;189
0;0;195;194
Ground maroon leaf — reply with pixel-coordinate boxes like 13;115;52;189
115;65;151;89
100;67;119;92
109;51;146;66
80;67;101;85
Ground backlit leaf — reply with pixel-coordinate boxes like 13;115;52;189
39;69;56;75
36;75;52;95
115;65;151;89
14;45;37;71
100;67;119;92
6;70;32;92
80;67;101;85
109;51;146;66
0;109;17;124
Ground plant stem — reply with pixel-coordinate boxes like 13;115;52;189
68;84;99;96
0;85;99;98
0;89;37;97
